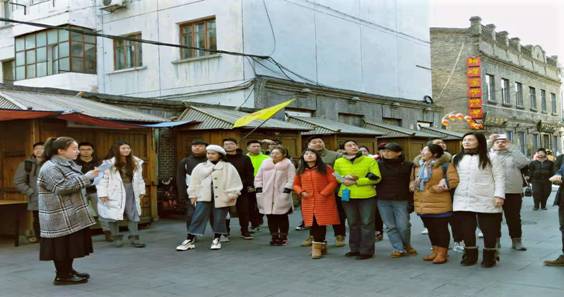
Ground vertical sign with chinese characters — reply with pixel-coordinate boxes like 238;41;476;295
466;56;484;120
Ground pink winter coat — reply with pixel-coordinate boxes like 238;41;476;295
254;158;296;215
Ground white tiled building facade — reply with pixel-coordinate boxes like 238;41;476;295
0;0;432;111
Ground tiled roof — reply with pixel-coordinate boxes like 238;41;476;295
0;89;166;122
287;116;384;136
419;126;465;140
363;120;437;138
177;106;310;130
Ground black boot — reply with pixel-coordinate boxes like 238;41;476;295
270;233;280;246
460;247;478;266
481;248;497;268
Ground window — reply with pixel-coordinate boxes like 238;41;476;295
553;136;559;153
543;134;551;149
113;33;142;70
14;26;96;80
517;132;526;154
501;78;510;105
514;82;523;107
339;113;364;127
179;17;217;59
2;59;14;85
541;89;547;113
417;121;432;128
484;74;496;102
505;131;513;141
382;117;402;126
551;93;557;114
529;87;537;111
532;133;539;151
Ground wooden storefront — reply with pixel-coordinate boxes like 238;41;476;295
0;89;166;241
286;116;383;153
363;121;439;161
175;106;310;162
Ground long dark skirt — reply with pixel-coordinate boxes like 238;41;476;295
39;228;93;261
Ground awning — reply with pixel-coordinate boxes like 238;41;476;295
57;112;141;129
142;120;199;128
0;109;59;121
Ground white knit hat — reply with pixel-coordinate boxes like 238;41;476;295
206;144;226;156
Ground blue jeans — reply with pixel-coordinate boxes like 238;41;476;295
342;197;377;256
377;200;411;252
188;201;229;236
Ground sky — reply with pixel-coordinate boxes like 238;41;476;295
430;0;564;67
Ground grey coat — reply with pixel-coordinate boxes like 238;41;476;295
320;149;341;167
13;158;40;210
489;149;530;194
37;156;96;238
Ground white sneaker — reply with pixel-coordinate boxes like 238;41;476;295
176;239;195;251
421;228;429;235
453;241;465;253
478;231;484;238
210;238;222;250
220;234;230;243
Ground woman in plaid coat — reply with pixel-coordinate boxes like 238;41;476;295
37;137;99;286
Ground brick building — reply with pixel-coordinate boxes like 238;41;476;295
430;16;563;155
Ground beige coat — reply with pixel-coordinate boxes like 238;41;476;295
188;160;243;208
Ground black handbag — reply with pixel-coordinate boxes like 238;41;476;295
524;184;532;197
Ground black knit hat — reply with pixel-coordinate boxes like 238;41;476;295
384;142;403;152
191;139;209;146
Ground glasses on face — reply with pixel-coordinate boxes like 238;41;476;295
538;155;547;158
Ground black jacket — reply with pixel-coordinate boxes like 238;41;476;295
225;149;255;193
75;157;101;194
528;160;555;184
176;154;207;201
376;158;413;201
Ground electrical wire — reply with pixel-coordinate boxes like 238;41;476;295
0;17;269;59
261;0;277;56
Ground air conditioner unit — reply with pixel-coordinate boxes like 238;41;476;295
101;0;126;12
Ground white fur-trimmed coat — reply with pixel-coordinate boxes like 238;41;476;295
96;157;146;220
188;160;243;208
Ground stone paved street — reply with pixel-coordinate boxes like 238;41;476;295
1;195;563;297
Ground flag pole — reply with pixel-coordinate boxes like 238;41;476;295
241;118;271;140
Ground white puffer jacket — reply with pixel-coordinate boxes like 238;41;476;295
96;157;146;220
453;154;505;213
188;160;243;208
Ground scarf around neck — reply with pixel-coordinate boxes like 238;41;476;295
417;159;436;192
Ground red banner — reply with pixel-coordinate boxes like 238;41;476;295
467;56;483;120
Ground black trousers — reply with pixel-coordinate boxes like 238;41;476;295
449;216;464;242
559;202;564;254
499;193;523;239
311;216;327;242
422;217;450;248
374;205;383;233
532;182;552;209
32;210;40;239
53;259;73;277
267;214;289;236
235;193;250;233
334;197;347;236
248;192;263;227
455;211;502;248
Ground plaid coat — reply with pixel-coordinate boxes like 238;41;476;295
37;156;95;238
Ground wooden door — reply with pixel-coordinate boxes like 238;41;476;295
0;121;30;201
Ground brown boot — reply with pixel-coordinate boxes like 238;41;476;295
405;244;417;255
301;235;313;247
433;247;448;264
423;246;438;261
321;241;328;255
312;242;324;259
335;235;346;247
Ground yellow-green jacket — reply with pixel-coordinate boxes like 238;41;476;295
334;154;381;199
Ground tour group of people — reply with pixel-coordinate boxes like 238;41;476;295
14;132;564;286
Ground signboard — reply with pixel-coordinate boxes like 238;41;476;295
466;56;484;121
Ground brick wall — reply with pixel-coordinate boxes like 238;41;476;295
157;128;177;180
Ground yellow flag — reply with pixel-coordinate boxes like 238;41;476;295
233;99;295;128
